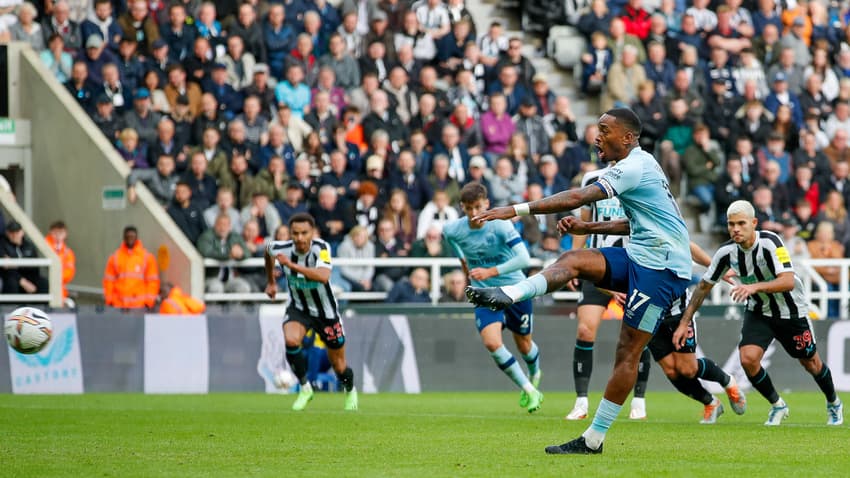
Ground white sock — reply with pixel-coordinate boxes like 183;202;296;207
631;397;645;409
772;397;786;408
522;382;536;393
582;428;605;450
575;396;588;408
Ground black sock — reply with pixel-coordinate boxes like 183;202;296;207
336;367;355;392
573;340;594;397
746;367;780;404
285;345;308;385
697;357;730;387
670;377;714;405
814;364;838;403
633;348;651;398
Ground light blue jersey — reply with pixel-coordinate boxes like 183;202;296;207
443;218;528;288
594;147;691;279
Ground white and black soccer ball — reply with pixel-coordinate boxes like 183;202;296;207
273;369;298;390
4;307;52;354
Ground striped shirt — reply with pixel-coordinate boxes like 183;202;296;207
581;168;628;249
703;231;807;319
266;239;340;320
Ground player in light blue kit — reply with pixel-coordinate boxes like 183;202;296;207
443;182;544;413
467;108;691;454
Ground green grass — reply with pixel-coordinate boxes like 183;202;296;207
0;392;848;477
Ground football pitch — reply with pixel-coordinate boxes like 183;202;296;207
1;392;848;477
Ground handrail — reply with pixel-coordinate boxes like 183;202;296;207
0;257;55;304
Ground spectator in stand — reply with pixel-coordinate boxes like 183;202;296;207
489;156;525;207
736;100;772;148
240;190;281;240
276;103;312;153
772;104;799;151
382;188;417;252
373;217;408;291
126;153;178;205
41;33;74;82
123;87;162;148
825;101;850;141
182;151;217;209
263;3;294;79
410;223;453;263
534;155;570;198
514;97;549;161
543;96;577;143
64;60;97;113
353;180;380;235
757;133;793;184
117;127;149;168
92;92;121;140
643;41;675;98
222;119;257;165
417;189;458;238
319;33;360;91
603;44;646;111
336;225;376;292
203;62;243;119
298;131;331;178
824;130;850;168
362;89;408;152
12;2;45;51
243;64;276;120
440;269;467;303
100;62;132;115
479;93;514;162
800;74;832;122
359;38;393;83
765;72;803;129
258;123;296;174
478;20;507;66
254;155;289;202
787;165;821;216
163;64;202;118
766;47;804;96
306;184;348;247
580;31;613;96
621;0;651;41
236;95;269;149
387;267;430;303
288;33;319;86
313;67;348;120
578;0;613;40
428;154;460;205
191;93;226;143
275;63;311;120
103;225;160;309
190;127;228;184
659;98;694;196
197;214;253;293
161;3;197;63
0;221;47;295
631;81;666;153
384;66;417;126
808;221;844;318
142;69;170;114
705;77;743;151
42;1;81;51
221;151;255;209
218;34;255;92
780;16;811;68
305;90;339;144
752;0;782;37
549;133;578;185
167;180;207;244
317;150;355;200
148;117;186;171
752;185;785;233
147;40;172;85
487;64;528;117
682;124;723;214
804;48;839;103
185;37;216;84
707;5;751;56
204;186;241;231
117;0;159;56
817;190;850;246
44;220;76;306
436;18;472;78
290;156;319;203
715;156;754;227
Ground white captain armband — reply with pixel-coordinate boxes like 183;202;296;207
513;203;531;216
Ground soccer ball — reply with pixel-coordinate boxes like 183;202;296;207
273;369;298;389
4;307;52;354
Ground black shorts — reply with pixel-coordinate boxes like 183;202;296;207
284;305;346;349
578;280;610;307
648;313;696;361
739;310;816;359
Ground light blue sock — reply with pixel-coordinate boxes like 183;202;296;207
490;345;530;389
582;398;622;449
502;274;549;302
522;342;540;377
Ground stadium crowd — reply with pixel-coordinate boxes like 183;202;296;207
6;0;850;301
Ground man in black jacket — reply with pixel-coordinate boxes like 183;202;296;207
0;221;47;294
167;180;207;244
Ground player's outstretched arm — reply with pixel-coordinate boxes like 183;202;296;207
473;185;608;222
673;280;714;349
558;216;630;236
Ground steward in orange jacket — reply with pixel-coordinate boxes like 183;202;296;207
159;284;206;315
103;226;160;309
45;221;76;299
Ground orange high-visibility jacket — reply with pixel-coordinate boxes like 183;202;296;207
44;235;76;298
103;239;160;308
159;286;206;315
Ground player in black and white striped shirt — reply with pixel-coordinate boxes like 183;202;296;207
265;213;358;412
674;200;843;426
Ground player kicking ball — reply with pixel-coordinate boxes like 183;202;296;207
444;183;544;413
674;200;843;426
562;213;747;424
265;213;358;412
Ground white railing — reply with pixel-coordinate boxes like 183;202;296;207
203;257;850;317
0;257;56;305
203;257;580;305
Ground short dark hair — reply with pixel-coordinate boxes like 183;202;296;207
49;220;66;230
123;225;138;235
605;108;642;136
460;182;488;204
289;212;316;228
